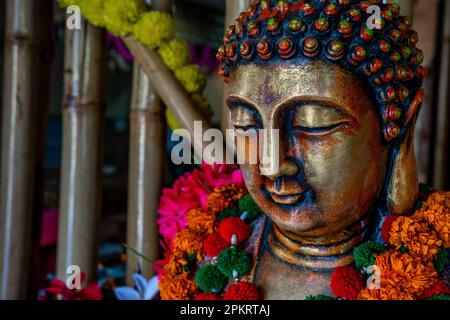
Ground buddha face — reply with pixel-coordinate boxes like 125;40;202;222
227;61;389;237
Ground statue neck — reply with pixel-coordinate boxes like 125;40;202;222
267;218;369;270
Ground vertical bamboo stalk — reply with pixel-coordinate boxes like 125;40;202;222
221;0;250;139
125;0;171;286
56;20;105;283
123;37;210;160
0;0;39;300
126;65;165;285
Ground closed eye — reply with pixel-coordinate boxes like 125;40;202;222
291;103;351;136
293;121;350;135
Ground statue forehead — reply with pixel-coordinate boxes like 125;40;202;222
228;61;373;114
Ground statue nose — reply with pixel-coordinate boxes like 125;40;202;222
261;158;299;180
258;126;299;180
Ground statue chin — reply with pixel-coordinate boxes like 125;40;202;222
227;62;419;299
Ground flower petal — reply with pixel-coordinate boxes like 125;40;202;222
132;273;148;296
144;276;159;300
114;287;141;300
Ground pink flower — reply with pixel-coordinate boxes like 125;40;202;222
157;163;243;247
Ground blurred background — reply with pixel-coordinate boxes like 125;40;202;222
0;0;449;299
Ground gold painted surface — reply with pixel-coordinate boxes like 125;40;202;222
228;61;420;299
228;62;388;238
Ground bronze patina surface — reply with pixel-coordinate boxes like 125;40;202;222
227;62;419;299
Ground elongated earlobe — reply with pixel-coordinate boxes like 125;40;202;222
386;115;420;216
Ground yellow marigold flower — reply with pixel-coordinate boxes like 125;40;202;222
79;0;105;27
390;216;442;261
103;0;147;36
172;229;204;261
373;251;438;297
206;184;247;214
159;272;198;300
158;38;191;71
187;208;216;235
175;65;207;94
415;191;450;248
358;286;415;300
134;11;176;48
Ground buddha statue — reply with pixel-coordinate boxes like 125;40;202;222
217;0;428;299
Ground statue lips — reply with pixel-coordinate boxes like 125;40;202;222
265;179;307;205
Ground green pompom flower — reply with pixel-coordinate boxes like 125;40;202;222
217;247;250;278
134;11;176;48
175;65;207;94
218;206;240;221
353;242;386;270
194;264;227;293
103;0;147;36
305;295;336;300
238;194;261;221
158;38;191;71
80;0;105;27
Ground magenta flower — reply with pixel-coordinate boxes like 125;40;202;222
157;164;243;247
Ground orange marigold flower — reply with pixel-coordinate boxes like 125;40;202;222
159;271;199;300
187;208;217;235
172;229;204;261
373;251;438;297
415;191;450;248
163;254;184;275
389;216;442;261
206;184;247;213
358;286;415;300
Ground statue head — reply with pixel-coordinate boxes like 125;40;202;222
217;0;425;237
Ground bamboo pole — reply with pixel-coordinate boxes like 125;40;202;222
221;0;251;135
0;0;39;300
56;20;105;283
125;0;171;285
126;65;165;284
123;37;209;160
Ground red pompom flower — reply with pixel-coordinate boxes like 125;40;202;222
195;292;221;300
381;215;398;245
223;282;259;300
330;266;364;300
203;232;229;257
218;217;250;245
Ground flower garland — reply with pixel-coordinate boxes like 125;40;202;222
57;0;212;131
158;176;263;300
159;165;450;300
312;190;450;301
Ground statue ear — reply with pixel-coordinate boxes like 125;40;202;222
386;90;424;216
